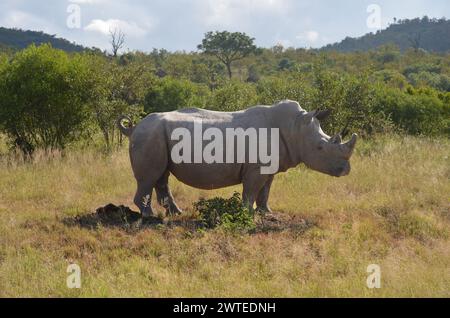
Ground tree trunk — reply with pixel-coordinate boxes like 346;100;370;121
226;62;232;79
102;129;110;151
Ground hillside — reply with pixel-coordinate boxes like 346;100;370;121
323;17;450;53
0;27;85;52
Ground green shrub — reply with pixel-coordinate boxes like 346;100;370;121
209;81;258;111
403;63;442;77
256;75;314;108
85;53;149;150
407;71;450;92
194;192;255;233
371;69;408;89
144;77;210;113
373;86;449;135
311;70;392;136
0;44;92;155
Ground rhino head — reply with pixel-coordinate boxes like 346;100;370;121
297;109;357;177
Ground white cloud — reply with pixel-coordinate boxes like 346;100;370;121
84;18;150;37
201;0;290;27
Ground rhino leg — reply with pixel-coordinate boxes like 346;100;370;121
133;179;156;218
242;169;271;211
131;140;168;218
256;175;274;214
155;171;182;216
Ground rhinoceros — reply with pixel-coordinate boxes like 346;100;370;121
117;100;357;217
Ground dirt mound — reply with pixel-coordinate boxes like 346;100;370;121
65;203;163;229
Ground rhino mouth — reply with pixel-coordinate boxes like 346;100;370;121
332;163;351;177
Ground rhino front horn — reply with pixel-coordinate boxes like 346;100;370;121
342;133;358;157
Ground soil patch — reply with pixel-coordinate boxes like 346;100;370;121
255;212;314;234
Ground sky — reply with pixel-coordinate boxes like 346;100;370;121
0;0;449;53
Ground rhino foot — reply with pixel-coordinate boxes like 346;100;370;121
256;205;273;214
166;205;183;216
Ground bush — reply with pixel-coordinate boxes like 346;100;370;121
371;70;408;89
0;44;92;155
144;77;210;113
256;75;314;108
194;192;255;233
312;70;391;136
84;54;150;150
373;86;449;135
209;81;258;111
403;63;442;77
407;71;450;92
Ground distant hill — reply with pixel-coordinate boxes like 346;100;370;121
0;27;85;52
323;17;450;53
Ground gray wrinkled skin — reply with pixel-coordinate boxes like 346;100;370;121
117;100;357;217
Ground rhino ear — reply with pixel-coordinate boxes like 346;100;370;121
314;109;332;121
300;111;315;124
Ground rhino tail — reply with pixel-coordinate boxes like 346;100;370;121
117;115;134;138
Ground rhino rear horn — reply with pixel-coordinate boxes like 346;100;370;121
329;133;342;144
314;109;332;121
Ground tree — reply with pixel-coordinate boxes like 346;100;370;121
408;32;422;52
85;53;151;150
109;28;125;57
0;44;91;155
198;31;258;79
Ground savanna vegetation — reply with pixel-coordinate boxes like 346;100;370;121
0;136;448;297
0;24;449;297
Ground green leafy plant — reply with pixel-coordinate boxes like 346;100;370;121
193;192;255;233
0;44;92;155
144;77;210;113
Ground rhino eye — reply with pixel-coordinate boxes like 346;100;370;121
317;145;323;151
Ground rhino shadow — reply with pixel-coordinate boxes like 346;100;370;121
63;203;314;234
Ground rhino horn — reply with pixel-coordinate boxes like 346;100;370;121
341;133;358;158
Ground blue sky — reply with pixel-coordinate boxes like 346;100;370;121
0;0;449;52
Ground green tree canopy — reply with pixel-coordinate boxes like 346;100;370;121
198;31;258;79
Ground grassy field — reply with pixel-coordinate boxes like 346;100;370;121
0;135;449;297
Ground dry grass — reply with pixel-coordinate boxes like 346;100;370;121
0;135;449;297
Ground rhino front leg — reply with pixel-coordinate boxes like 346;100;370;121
155;171;182;216
256;175;274;213
242;169;271;211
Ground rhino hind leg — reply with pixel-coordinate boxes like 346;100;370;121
256;175;274;214
242;169;271;212
132;158;168;218
155;171;182;216
133;179;156;218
